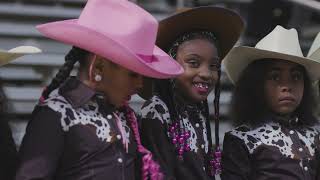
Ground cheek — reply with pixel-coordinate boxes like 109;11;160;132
295;83;304;101
264;83;278;104
175;76;189;90
176;69;193;84
211;71;219;83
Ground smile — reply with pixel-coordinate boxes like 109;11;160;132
193;82;210;93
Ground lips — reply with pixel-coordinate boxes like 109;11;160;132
279;96;295;103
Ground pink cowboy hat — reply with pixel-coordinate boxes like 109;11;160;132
36;0;183;79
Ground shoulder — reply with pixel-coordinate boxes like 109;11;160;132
299;123;320;139
229;122;280;137
227;123;281;152
140;95;171;124
307;123;320;132
40;89;72;112
39;89;101;132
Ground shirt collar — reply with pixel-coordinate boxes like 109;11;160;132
58;77;96;108
269;113;299;127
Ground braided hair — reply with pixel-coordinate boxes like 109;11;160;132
39;47;89;102
154;30;222;175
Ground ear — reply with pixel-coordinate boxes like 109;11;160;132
88;55;105;82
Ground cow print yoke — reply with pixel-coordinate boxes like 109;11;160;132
230;122;320;169
41;91;130;143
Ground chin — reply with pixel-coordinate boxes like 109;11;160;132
191;96;207;103
276;108;295;115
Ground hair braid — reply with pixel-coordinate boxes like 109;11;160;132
39;47;88;102
214;69;221;146
125;104;163;180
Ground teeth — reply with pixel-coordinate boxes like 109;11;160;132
194;83;208;89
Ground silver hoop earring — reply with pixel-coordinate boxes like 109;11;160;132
95;74;102;82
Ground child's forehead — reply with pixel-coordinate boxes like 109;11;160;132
266;59;304;71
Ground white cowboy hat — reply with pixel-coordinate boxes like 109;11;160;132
223;25;320;84
0;46;41;66
307;32;320;60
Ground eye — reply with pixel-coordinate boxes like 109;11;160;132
187;59;200;68
209;62;220;71
291;71;303;81
267;71;280;81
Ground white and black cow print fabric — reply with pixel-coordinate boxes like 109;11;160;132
230;122;320;168
140;95;209;153
41;90;131;143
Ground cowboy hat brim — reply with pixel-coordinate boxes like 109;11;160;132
223;46;320;84
0;46;41;66
156;6;244;58
139;6;244;99
37;19;184;79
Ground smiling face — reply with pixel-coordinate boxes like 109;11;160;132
264;60;305;116
174;38;219;103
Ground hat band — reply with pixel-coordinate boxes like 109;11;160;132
137;54;158;63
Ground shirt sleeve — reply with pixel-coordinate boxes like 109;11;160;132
140;117;176;180
221;132;251;180
15;106;65;180
139;98;176;180
0;118;17;180
316;135;320;180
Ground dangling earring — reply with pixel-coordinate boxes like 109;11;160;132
95;74;102;82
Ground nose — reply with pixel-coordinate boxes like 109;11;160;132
199;67;212;79
199;67;218;82
280;79;292;92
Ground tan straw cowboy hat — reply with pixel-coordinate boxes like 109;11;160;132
0;46;41;66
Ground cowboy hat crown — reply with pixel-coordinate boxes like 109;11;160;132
255;26;303;57
77;0;157;56
307;32;320;60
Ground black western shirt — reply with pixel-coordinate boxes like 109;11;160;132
15;77;140;180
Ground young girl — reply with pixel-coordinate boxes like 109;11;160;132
139;7;243;180
221;25;320;180
0;46;41;180
15;0;183;180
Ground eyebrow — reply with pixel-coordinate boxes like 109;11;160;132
291;66;304;72
268;67;281;72
186;54;201;58
269;66;303;72
185;54;220;61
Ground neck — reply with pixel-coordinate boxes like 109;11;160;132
277;113;292;119
271;112;298;124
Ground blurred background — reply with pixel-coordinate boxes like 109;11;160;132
0;0;320;149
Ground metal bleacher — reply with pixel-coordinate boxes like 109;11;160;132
1;0;320;148
0;0;83;147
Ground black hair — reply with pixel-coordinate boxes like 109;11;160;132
0;80;8;117
40;47;89;101
231;59;317;127
168;31;220;60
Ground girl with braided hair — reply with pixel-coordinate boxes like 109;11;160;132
15;0;183;180
138;7;243;180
